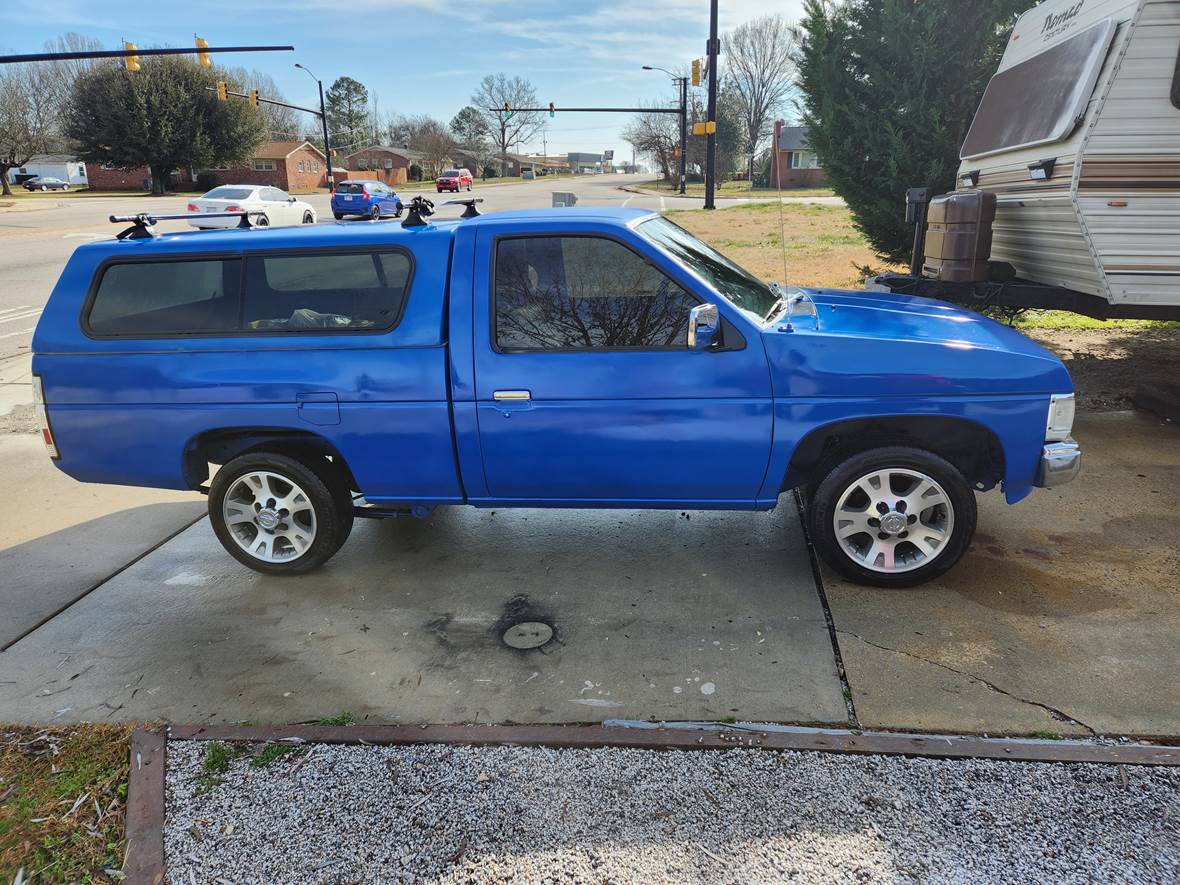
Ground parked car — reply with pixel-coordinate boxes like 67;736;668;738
24;177;70;191
32;208;1079;586
332;181;403;219
436;168;473;193
187;185;316;229
521;170;535;181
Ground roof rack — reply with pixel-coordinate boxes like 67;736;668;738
401;196;435;228
443;197;484;219
109;211;260;240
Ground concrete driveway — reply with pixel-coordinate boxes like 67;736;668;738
0;505;846;726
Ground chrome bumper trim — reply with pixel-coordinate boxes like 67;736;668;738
1036;439;1081;488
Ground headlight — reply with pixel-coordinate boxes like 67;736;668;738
1046;393;1075;442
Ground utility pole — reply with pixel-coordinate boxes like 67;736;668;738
296;64;334;190
704;0;719;209
678;76;688;195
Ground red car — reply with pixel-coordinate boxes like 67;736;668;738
437;168;473;193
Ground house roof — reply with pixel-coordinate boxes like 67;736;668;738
254;140;325;160
22;154;81;164
346;145;428;162
777;126;812;152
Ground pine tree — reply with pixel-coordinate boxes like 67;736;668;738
796;0;1026;261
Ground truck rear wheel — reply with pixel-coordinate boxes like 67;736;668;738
806;446;976;588
209;451;353;575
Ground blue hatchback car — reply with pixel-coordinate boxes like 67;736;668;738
330;180;403;220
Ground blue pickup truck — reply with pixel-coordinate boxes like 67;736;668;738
31;206;1080;587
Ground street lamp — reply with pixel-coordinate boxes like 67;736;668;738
295;63;334;189
642;65;687;194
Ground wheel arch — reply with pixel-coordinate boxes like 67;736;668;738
783;415;1006;495
183;428;359;493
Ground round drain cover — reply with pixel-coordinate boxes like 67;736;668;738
502;621;553;650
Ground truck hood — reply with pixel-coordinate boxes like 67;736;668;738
760;288;1073;397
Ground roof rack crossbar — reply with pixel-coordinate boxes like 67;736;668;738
109;210;263;239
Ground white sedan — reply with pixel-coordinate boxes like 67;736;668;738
186;185;317;229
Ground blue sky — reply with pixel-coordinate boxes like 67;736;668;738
2;0;805;161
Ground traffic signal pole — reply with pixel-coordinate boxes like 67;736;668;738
0;45;293;64
317;78;334;189
704;0;719;210
678;77;688;195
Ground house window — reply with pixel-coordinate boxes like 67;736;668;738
788;151;821;169
494;236;698;351
253;159;276;172
357;158;369;170
298;160;305;173
313;160;319;173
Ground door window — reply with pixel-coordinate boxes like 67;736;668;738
494;236;698;350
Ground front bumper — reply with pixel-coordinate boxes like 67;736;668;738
1035;438;1081;488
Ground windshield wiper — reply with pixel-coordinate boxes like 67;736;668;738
763;282;790;322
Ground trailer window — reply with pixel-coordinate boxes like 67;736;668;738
961;19;1117;160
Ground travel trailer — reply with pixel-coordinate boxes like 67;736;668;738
873;0;1180;319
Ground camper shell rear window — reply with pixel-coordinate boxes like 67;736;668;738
960;19;1117;160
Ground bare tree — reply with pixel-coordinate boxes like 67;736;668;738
0;64;59;196
223;66;300;138
470;74;544;177
724;14;798;183
622;103;681;183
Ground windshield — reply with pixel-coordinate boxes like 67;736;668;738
441;170;461;177
203;187;255;200
637;216;779;320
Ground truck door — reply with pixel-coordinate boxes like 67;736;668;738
471;222;773;506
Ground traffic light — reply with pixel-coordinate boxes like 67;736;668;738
249;89;259;107
691;121;716;136
195;37;211;68
124;42;140;73
216;80;228;101
548;101;555;118
691;58;701;86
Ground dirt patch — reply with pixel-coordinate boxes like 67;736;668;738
0;404;39;434
1025;327;1180;412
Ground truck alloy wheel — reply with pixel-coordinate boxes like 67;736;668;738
807;446;976;588
208;452;352;575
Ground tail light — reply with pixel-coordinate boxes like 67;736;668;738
225;204;242;213
186;202;198;212
361;190;370;200
31;375;59;459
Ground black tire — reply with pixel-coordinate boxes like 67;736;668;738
370;205;381;220
394;204;403;218
255;214;269;227
302;211;314;224
40;185;47;191
333;212;344;220
806;446;976;588
209;451;354;576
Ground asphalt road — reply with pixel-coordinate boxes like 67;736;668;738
0;173;761;363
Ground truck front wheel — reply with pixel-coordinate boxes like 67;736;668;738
209;451;353;575
806;446;976;588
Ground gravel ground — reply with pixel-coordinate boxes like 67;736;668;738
165;740;1180;884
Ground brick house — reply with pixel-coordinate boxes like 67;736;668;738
767;122;827;189
345;146;430;186
218;141;328;191
85;141;329;192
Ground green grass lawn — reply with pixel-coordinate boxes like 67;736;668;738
642;179;836;198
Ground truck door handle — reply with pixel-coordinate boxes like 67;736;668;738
493;390;531;401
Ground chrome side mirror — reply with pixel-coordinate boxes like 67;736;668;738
687;303;720;351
